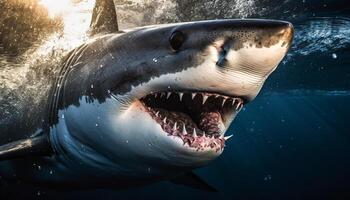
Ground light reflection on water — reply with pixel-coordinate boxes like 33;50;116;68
0;0;94;61
0;0;94;89
33;0;94;58
39;0;72;18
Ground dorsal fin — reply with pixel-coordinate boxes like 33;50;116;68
0;134;52;161
89;0;119;36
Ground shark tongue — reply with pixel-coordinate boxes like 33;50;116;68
198;111;223;136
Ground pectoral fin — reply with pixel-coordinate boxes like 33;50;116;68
0;134;52;161
170;171;218;192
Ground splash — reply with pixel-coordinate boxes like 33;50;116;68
39;0;72;18
0;0;95;126
292;17;350;56
233;0;257;18
33;0;94;58
115;0;258;28
0;0;94;87
115;0;177;29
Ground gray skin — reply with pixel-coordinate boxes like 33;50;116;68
0;19;293;187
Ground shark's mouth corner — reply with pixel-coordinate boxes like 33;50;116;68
140;91;244;152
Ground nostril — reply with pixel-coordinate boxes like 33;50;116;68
216;41;231;67
216;50;227;68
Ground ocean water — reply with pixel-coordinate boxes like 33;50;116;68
1;0;350;199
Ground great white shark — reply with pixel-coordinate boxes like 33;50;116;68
0;2;293;191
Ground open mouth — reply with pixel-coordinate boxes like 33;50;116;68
140;91;244;152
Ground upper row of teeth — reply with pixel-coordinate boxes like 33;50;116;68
153;92;244;110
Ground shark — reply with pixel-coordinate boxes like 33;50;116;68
0;1;293;191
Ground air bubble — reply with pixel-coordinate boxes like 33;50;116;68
264;174;272;181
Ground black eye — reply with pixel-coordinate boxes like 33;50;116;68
169;31;185;52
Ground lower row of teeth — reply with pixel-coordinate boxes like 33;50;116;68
154;111;232;141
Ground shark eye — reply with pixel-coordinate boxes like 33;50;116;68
169;31;185;52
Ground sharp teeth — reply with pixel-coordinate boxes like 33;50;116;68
191;93;196;99
155;111;159;117
202;95;208;104
160;92;165;98
163;117;167;123
182;124;187;135
222;98;226;107
154;93;158;98
173;122;177;131
193;128;197;137
238;103;243;111
166;92;172;99
235;102;241;110
179;92;183;101
232;98;237;106
224;135;233;140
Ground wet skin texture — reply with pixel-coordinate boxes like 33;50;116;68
52;19;292;124
0;19;293;188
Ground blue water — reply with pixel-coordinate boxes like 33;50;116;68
1;0;350;199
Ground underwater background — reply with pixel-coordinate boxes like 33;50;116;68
0;0;349;199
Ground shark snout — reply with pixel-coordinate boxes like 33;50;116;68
263;21;294;50
203;20;293;99
212;20;293;69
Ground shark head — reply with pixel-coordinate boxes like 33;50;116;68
53;19;293;178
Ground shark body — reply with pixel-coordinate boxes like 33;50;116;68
0;3;293;190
